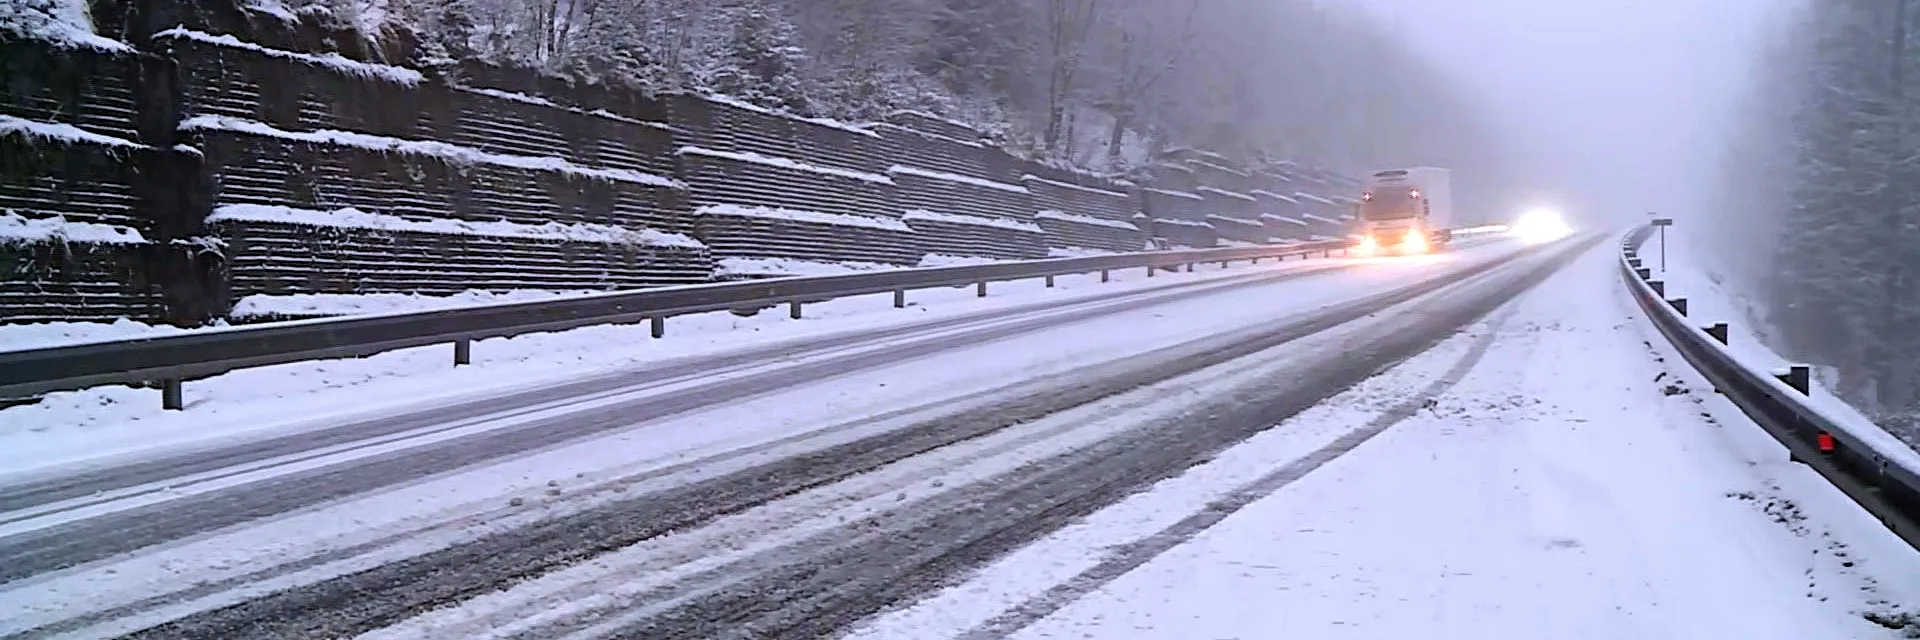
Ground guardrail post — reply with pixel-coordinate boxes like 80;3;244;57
1147;266;1156;277
1774;365;1811;394
650;316;665;339
1636;267;1652;280
789;301;803;319
1100;269;1111;283
1705;322;1729;344
454;339;472;366
893;290;906;308
1045;275;1055;288
1649;280;1666;296
1667;297;1688;316
161;379;183;411
1251;256;1261;264
976;281;988;297
1184;263;1194;273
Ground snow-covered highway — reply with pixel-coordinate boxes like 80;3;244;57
2;234;1916;640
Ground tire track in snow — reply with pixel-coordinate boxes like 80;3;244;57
956;297;1519;639
589;235;1598;639
101;245;1551;640
0;264;1350;587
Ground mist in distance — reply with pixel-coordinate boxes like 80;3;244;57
1344;0;1790;228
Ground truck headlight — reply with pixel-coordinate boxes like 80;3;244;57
1400;229;1428;254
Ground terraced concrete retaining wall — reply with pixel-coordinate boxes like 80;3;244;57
1;1;1354;324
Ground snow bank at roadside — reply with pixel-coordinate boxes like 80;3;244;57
0;318;194;352
1655;234;1920;457
228;289;606;319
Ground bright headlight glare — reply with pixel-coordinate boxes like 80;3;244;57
1512;208;1571;244
1399;230;1428;254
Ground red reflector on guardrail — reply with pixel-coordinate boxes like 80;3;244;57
1818;431;1835;453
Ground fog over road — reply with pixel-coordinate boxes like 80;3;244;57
1347;0;1792;227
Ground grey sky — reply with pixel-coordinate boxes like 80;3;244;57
1341;0;1791;226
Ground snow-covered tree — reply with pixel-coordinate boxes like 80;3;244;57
274;0;1512;181
1712;0;1920;446
706;0;809;112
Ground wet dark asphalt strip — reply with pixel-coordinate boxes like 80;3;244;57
0;264;1346;586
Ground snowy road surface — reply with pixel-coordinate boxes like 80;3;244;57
8;233;1908;639
848;235;1920;640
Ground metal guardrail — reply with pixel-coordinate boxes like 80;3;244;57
0;239;1364;409
1618;225;1920;550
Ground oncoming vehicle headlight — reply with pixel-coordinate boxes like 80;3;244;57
1512;208;1572;244
1355;235;1379;256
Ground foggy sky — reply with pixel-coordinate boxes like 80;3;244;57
1342;0;1791;227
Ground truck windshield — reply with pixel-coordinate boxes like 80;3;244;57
1361;186;1420;220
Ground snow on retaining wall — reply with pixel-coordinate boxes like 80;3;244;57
903;210;1044;234
0;115;144;150
714;256;898;278
181;116;682;188
694;204;912;232
1035;210;1140;231
870;122;985;149
1207;214;1263;227
1;0;131;52
679;146;892;185
1145;187;1204;201
227;289;603;319
208;204;703;248
1294;192;1336;206
154;28;422;84
888;165;1028;193
1022;174;1129;199
460;87;669;131
0;212;147;245
1196;186;1256;202
705;94;878;139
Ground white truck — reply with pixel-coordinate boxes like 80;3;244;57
1353;166;1454;255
